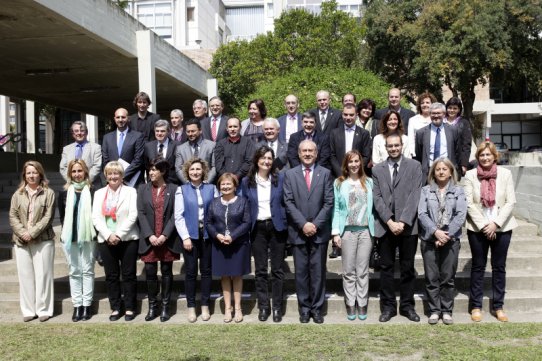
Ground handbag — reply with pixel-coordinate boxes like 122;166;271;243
369;238;381;271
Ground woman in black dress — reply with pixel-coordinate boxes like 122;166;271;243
206;172;251;323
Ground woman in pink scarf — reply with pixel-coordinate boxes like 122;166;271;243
464;141;517;323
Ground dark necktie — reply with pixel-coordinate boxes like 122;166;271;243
193;143;199;157
391;163;398;218
434;127;441;160
158;143;164;158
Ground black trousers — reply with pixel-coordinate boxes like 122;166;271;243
292;241;328;315
378;233;418;313
182;235;212;308
99;240;138;312
251;219;286;310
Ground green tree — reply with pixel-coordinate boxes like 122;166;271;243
209;1;365;112
363;0;542;123
232;66;391;120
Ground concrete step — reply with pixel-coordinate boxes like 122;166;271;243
0;289;541;317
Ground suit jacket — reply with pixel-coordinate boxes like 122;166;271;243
373;106;415;136
372;157;422;238
59;141;102;186
91;185;139;243
283;164;334;245
240;174;287;232
174;139;217;184
136;182;181;255
101;128;145;187
287;130;331;170
128;111;160;142
329;125;372;177
311;107;342;136
144;140;180;184
257;139;289;171
414;123;462;182
277;113;302;142
201;115;229;142
464;167;518;233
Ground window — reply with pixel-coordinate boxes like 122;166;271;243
136;1;173;39
187;7;195;22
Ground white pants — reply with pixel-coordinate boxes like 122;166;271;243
64;242;96;307
15;240;55;317
341;229;372;307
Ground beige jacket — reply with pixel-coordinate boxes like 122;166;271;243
9;187;56;246
464;167;518;233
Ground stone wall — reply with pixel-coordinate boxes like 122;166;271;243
506;166;542;234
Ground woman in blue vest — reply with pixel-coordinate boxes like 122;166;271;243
175;158;218;322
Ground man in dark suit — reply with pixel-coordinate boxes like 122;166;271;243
257;118;289;172
214;117;255;181
201;96;229;142
330;103;372;178
277;94;302;143
287;112;331;170
372;88;415;137
175;118;217;184
311;90;342;136
372;132;422;323
128;91;161;142
192;99;208;122
414;102;463;183
283;140;334;323
102;107;145;187
143;119;180;185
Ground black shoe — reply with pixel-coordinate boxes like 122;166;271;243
81;306;92;321
145;307;160;322
124;311;136;321
312;311;324;324
379;311;396;323
72;306;83;322
160;275;172;322
272;309;282;323
109;310;122;322
329;246;341;259
400;309;420;322
258;308;270;322
299;312;310;323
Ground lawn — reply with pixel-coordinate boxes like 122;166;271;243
2;323;542;360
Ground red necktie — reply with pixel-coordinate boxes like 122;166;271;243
211;117;217;141
304;168;311;191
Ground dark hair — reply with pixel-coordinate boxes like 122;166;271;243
302;111;316;121
446;96;463;116
133;91;151;108
336;150;367;192
247;145;278;188
356;98;376;119
380;110;404;136
248;99;267;119
149;157;170;181
416;92;437;113
184;118;202;129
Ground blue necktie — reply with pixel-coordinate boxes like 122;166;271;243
118;132;124;157
75;144;83;160
434;127;441;160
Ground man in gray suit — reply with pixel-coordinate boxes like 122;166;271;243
175;118;216;184
283;140;334;324
414;102;463;183
257;118;288;172
372;132;422;323
60;120;102;187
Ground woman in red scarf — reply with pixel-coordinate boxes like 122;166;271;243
464;141;517;323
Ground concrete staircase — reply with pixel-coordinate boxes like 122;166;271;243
0;217;541;323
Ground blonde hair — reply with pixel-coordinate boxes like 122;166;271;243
475;141;499;163
18;160;49;192
427;157;458;186
103;161;125;178
64;159;91;190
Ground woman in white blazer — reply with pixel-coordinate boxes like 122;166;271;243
464;141;517;323
92;161;139;321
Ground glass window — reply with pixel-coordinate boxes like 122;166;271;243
187;7;195;22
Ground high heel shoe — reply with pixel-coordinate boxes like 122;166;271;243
224;307;233;323
234;308;243;323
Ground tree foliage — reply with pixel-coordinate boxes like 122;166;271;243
363;0;542;121
232;66;391;120
209;1;365;112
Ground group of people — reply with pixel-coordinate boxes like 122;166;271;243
8;88;516;325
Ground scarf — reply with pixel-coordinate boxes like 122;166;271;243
61;182;95;251
477;163;497;208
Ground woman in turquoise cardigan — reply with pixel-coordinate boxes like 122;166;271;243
331;150;374;321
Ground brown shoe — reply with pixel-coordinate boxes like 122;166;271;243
471;308;482;322
495;309;509;322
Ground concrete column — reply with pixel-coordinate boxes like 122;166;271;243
25;101;36;154
0;96;9;136
45;116;54;154
136;30;156;112
85;114;99;143
207;78;217;99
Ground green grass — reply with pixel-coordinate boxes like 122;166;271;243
1;323;542;360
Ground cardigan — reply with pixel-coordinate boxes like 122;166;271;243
331;178;375;237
